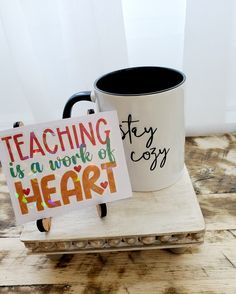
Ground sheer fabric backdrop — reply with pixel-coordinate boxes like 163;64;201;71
0;0;235;135
183;0;236;135
123;0;236;135
0;0;128;127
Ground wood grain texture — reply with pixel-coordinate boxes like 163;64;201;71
185;133;236;194
0;281;236;294
198;193;236;230
0;134;236;293
0;285;71;294
0;169;22;238
0;231;236;293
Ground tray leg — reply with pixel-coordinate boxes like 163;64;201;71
169;247;188;254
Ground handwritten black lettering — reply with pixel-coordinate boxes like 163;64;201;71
120;114;157;147
120;114;170;171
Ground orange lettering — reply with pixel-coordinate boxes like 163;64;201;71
41;174;61;208
82;165;104;199
15;179;44;215
61;171;83;204
101;162;117;193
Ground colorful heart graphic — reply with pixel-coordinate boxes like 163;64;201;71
100;181;108;189
74;165;82;173
23;188;30;195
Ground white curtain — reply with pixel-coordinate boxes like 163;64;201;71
0;0;128;127
183;0;236;135
123;0;236;135
0;0;236;135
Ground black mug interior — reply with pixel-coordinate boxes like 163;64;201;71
95;66;185;96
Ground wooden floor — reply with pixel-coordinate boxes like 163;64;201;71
0;133;236;294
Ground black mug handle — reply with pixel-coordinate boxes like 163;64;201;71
62;91;107;218
63;91;92;119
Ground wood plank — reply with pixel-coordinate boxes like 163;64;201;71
198;193;236;230
0;185;8;194
185;133;236;194
229;230;236;237
0;231;236;286
0;168;6;184
0;285;71;294
0;164;22;237
0;280;236;294
120;280;236;294
0;188;22;238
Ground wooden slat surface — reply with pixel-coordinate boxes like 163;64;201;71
0;134;236;293
0;232;236;292
185;133;236;194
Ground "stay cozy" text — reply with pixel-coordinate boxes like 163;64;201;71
120;114;170;171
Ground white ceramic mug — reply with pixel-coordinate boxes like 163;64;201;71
63;66;186;191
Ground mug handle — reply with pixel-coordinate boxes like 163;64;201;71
63;91;92;119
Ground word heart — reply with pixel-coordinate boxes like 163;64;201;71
15;162;116;215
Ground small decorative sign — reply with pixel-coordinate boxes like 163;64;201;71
0;111;132;224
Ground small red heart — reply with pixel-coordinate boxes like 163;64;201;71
74;165;82;172
100;181;108;189
23;188;30;195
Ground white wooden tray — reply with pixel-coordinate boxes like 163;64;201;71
20;166;205;254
